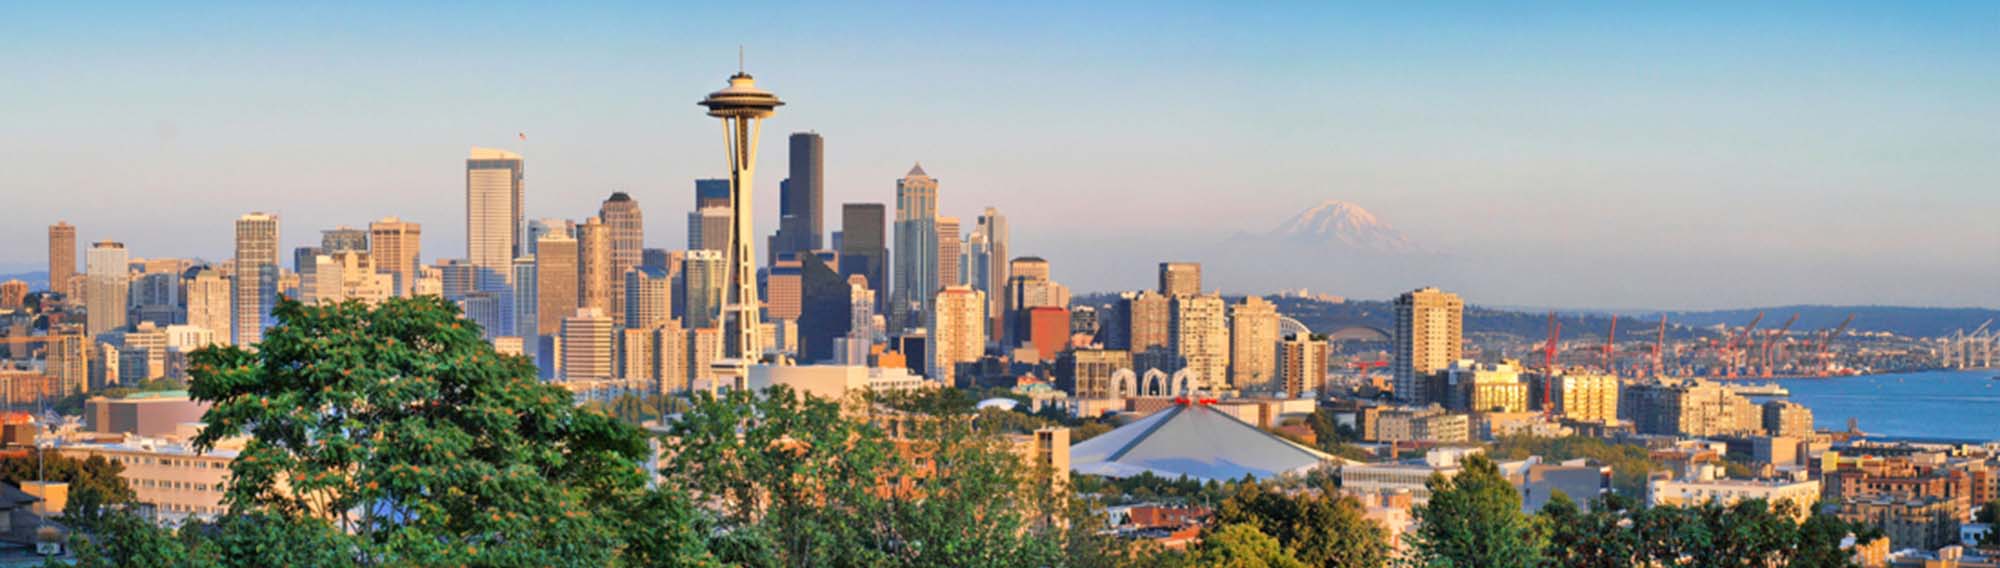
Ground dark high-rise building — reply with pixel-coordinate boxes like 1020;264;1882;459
839;203;889;313
694;179;730;210
795;255;852;363
321;227;369;254
770;132;824;266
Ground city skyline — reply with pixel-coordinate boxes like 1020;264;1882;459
4;3;1997;310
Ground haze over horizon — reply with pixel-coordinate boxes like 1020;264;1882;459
5;2;1996;310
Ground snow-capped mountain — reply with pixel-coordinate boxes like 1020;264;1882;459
1270;200;1416;253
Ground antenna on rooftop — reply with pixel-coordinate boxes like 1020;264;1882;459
738;45;745;74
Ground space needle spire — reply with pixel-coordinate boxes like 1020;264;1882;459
699;56;784;366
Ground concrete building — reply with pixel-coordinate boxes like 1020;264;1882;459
533;233;578;337
688;206;731;252
1025;306;1070;362
85;391;210;437
1158;262;1201;297
1170;293;1229;389
60;440;235;522
561;308;614;381
232;213;280;346
598;192;644;329
891;164;939;331
1648;475;1821;521
1003;256;1066;350
1230;296;1280;391
1763;400;1815;438
84;241;130;338
1838;495;1962;550
1123;290;1171;355
769;132;825;265
652;320;687;393
1278;334;1329;399
935;216;962;289
1622;378;1763;437
928;286;985;386
1554;373;1620;424
1446;359;1529;414
511;257;536;341
48;222;76;297
1392;287;1462;405
766;254;804;321
1375;406;1471;444
970;208;1009;340
1061;348;1132;400
466;147;525;293
368;217;421;297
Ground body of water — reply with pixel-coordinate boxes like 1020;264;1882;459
1770;370;2000;443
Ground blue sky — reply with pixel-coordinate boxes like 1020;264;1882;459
3;2;1996;308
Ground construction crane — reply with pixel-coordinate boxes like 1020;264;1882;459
1652;315;1668;378
1602;315;1619;376
1812;314;1854;376
1724;312;1764;379
1760;313;1798;378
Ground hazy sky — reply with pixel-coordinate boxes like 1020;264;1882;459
3;2;1995;309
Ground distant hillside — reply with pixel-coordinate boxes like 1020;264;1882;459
0;271;48;291
1074;294;1991;342
1655;306;2000;339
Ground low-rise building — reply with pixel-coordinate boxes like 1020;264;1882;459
1647;475;1821;521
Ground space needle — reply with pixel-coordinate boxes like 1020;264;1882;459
699;56;783;370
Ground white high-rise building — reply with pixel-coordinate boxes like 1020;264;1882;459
1230;296;1280;391
233;213;279;346
466;147;524;293
84;241;130;338
1171;293;1230;390
560;308;614;381
183;266;232;345
1393;286;1464;405
625;266;674;331
928;285;985;386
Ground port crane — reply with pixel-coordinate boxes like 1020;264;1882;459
1652;315;1668;377
1759;313;1798;378
1541;312;1561;413
1602;315;1618;376
1724;312;1764;379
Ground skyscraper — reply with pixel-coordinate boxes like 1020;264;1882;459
1003;256;1068;350
1159;262;1201;297
770;132;824;265
936;216;962;289
1393;286;1464;404
534;233;578;337
48;222;76;296
694;178;730;209
184;266;231;344
766;254;805;321
795;255;855;363
688;207;731;252
512;257;536;340
369;217;421;297
576;217;613;324
599;193;644;328
698;69;783;362
892;164;939;332
1230;296;1280;391
680;250;726;330
928;285;985;386
1123;290;1171;355
973;208;1009;339
466;147;525;292
233;213;279;346
1171;293;1230;389
84;241;129;338
838;203;888;312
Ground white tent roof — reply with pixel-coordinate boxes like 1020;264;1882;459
1070;403;1339;482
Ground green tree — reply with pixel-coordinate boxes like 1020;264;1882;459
1195;523;1307;568
1408;453;1547;567
1214;479;1388;568
1537;492;1638;568
182;296;708;566
0;450;134;522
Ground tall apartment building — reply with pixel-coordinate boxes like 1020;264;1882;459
232;213;279;346
182;267;231;345
936;217;962;289
625;266;673;331
1621;378;1763;437
533;233;578;337
560;308;614;381
598;193;643;328
891;164;939;330
368;217;421;297
1158;262;1201;297
466;147;525;292
84;241;130;338
1762;400;1815;438
1278;335;1328;399
1230;296;1280;391
1062;348;1132;400
48;222;76;296
1170;293;1229;389
1123;290;1172;355
1445;359;1529;413
1393;286;1463;405
928;285;985;386
1554;373;1620;424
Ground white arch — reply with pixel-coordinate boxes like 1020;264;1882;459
1142;369;1169;397
1170;368;1199;396
1110;368;1138;399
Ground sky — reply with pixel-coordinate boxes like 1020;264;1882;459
2;2;1996;309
